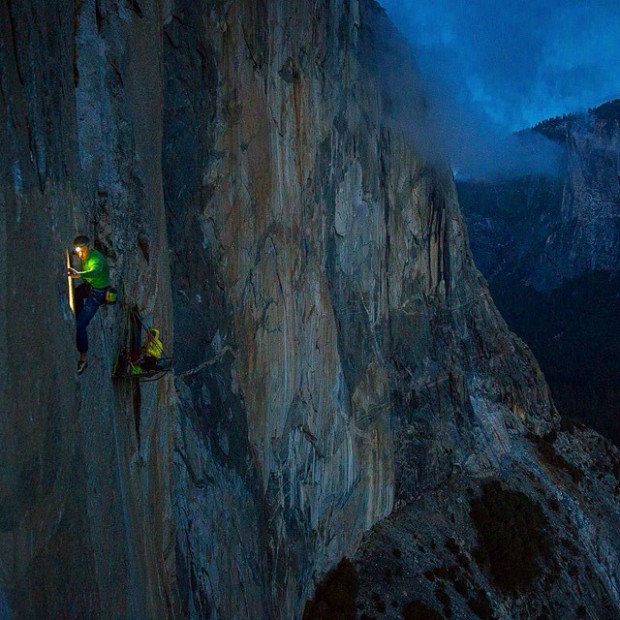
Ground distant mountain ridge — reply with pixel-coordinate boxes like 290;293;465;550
459;98;620;445
533;98;620;142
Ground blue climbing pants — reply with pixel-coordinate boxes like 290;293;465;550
75;283;107;354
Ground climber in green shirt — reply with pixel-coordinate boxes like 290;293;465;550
67;235;111;374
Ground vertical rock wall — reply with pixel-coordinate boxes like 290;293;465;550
461;104;620;292
164;1;553;618
1;1;174;617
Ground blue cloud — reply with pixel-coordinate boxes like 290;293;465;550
379;0;620;129
377;0;620;177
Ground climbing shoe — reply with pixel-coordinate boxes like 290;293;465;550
77;359;88;375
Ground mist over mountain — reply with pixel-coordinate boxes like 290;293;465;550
378;0;620;180
375;29;565;180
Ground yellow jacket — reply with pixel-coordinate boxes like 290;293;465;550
142;328;163;359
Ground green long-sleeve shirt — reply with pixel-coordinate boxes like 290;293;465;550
79;248;110;289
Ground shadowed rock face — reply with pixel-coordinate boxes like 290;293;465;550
534;102;620;289
352;426;620;620
0;2;618;620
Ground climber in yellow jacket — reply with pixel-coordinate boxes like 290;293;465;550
132;328;163;373
143;328;163;361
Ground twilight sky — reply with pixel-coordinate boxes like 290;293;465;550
378;0;620;177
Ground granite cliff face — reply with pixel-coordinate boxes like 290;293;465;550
459;102;620;446
534;102;620;288
1;2;619;620
163;2;558;616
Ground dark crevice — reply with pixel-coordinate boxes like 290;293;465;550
242;25;261;70
174;446;213;489
73;0;85;86
129;0;143;18
107;58;124;86
95;0;103;32
5;0;24;85
164;28;181;50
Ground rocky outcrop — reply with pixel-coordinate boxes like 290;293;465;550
535;101;620;288
1;2;618;620
352;426;620;620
